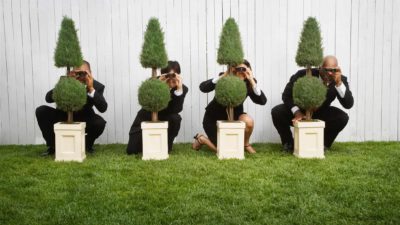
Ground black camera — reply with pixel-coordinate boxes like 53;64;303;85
75;71;88;79
235;67;247;73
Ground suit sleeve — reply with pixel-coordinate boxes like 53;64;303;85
282;73;299;110
248;79;267;105
45;89;54;103
337;76;354;109
161;85;189;114
88;84;108;113
199;79;216;93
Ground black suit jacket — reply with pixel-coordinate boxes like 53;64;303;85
200;77;267;119
282;68;354;112
158;85;189;117
46;79;108;116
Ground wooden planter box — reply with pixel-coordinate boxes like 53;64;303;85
217;121;245;160
54;122;86;162
141;121;169;160
294;120;325;159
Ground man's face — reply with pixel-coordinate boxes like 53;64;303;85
320;57;338;81
70;63;90;84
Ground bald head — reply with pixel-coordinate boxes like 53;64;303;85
322;55;338;68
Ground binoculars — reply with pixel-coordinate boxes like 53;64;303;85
235;67;247;73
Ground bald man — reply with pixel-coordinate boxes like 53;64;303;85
271;56;354;152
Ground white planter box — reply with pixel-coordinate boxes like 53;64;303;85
54;122;86;162
294;120;325;159
141;121;169;160
217;121;245;160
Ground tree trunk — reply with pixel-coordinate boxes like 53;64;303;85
306;65;312;77
305;110;312;121
226;106;234;122
151;112;158;122
67;111;73;123
66;66;70;76
152;68;157;78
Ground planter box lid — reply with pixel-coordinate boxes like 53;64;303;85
141;121;168;129
54;122;86;130
217;120;245;129
294;120;325;128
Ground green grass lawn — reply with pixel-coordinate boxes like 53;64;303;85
0;142;399;225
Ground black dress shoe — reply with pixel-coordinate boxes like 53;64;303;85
282;143;294;153
87;147;95;154
40;147;55;156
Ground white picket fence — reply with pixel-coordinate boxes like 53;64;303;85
1;0;400;145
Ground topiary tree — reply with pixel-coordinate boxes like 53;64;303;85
138;79;171;122
215;76;247;121
217;18;244;67
293;17;326;121
295;17;323;77
215;18;247;121
53;76;87;123
293;77;327;120
54;16;83;75
140;18;168;78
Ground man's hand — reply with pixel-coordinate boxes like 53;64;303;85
332;66;342;86
85;71;94;93
292;110;305;125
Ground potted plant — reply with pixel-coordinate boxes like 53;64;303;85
138;18;171;160
215;18;247;160
293;17;327;158
53;16;87;162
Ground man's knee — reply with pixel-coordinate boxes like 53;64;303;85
271;104;288;121
35;105;52;119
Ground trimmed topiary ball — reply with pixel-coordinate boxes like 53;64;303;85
53;76;87;113
138;79;171;113
293;76;327;112
215;76;247;107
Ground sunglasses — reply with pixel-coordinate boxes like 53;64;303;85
321;68;338;73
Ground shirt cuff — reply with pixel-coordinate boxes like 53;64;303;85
291;106;300;115
174;89;183;96
212;76;221;84
252;85;262;96
335;82;346;98
87;89;95;98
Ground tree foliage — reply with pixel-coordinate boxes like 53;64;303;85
217;18;244;66
54;17;83;70
138;79;170;113
293;76;327;119
295;17;323;69
53;77;87;114
140;18;168;70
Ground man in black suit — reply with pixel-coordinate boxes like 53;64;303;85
271;56;354;152
126;61;188;155
36;61;108;155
